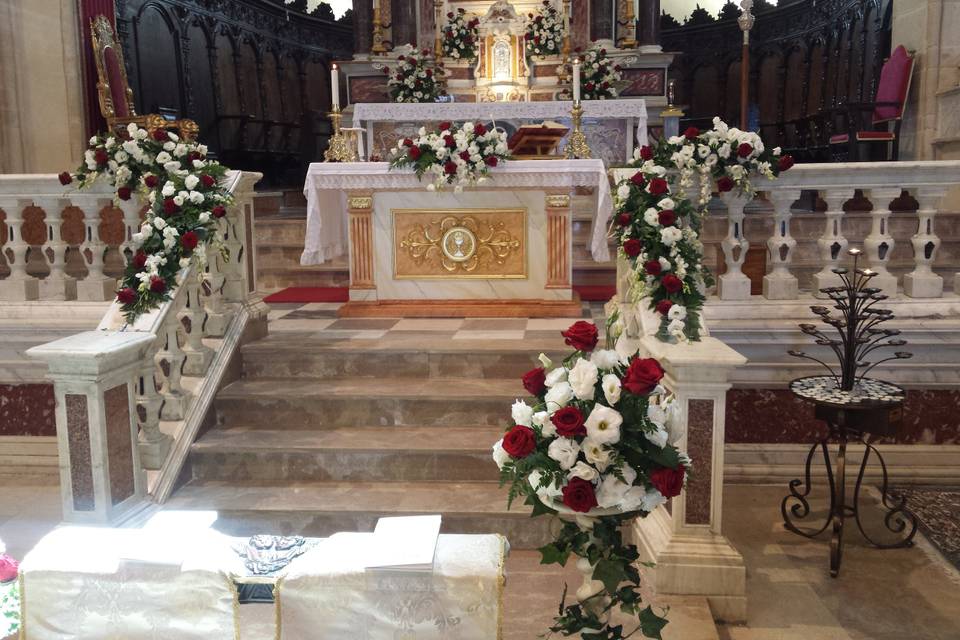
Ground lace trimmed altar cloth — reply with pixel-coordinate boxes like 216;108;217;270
300;159;614;265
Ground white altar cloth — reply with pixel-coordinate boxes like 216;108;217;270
277;533;507;640
301;159;614;266
353;99;648;152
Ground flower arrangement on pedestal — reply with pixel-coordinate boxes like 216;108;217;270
387;49;446;103
60;123;233;323
0;539;19;637
493;320;688;639
525;0;564;58
613;117;795;342
389;121;511;192
577;45;623;100
442;8;480;61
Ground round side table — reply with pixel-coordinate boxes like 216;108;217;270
781;375;919;577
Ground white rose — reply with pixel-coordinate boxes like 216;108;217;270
172;194;185;207
584;405;622;445
567;358;598;401
658;198;675;210
595;464;637;508
616;184;631;200
547;437;580;470
659;257;671;272
590;349;621;371
668;304;687;320
189;191;204;204
568;461;598;482
153;217;167;230
198;212;211;223
660;226;683;247
601;374;621;405
131;232;144;245
511;400;534;426
582;438;613;471
184;175;199;190
544;381;574;412
492;439;510;469
163;141;176;152
644;424;669;449
545;366;567;388
532;411;555;437
643;207;659;226
529;470;562;499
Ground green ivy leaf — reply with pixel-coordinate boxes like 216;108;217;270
639;606;669;639
538;542;570;566
593;558;629;595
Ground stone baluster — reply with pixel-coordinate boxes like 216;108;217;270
75;196;116;301
863;187;901;294
763;189;801;300
36;197;76;300
717;191;752;300
155;296;190;421
203;230;232;337
118;198;142;260
221;204;245;303
0;197;39;300
812;189;853;296
180;273;214;375
903;186;947;298
135;345;170;470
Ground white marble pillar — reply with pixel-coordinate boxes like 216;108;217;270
813;188;853;295
762;188;801;300
75;195;116;301
717;192;752;300
0;197;40;300
36;197;76;300
863;187;901;294
903;186;946;298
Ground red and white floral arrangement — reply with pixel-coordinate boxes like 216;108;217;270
386;49;446;103
577;45;623;100
441;8;480;61
525;0;564;58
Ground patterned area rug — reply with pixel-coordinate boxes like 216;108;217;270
892;487;960;570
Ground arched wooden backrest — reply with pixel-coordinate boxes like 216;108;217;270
873;45;914;124
90;15;137;122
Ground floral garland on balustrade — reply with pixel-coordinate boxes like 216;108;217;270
442;8;480;61
613;117;795;342
578;45;623;100
386;49;446;103
494;321;688;639
59;123;233;323
389;121;511;192
525;0;564;58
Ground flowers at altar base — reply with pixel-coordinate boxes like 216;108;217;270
62;123;233;324
386;48;446;103
577;45;623;100
442;8;480;61
615;117;794;342
388;121;511;192
525;0;564;58
0;539;19;638
493;320;688;638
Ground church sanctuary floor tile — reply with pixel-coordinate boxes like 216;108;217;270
453;330;527;340
459;318;530;331
390;318;466;331
266;318;335;332
324;318;401;331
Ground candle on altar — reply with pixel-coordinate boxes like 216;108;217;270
331;63;340;109
572;58;581;103
372;0;378;9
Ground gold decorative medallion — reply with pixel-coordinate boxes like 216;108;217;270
545;194;570;208
394;209;526;278
347;195;373;210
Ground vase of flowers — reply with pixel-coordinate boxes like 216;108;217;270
493;320;687;638
442;8;480;61
525;0;564;58
577;45;623;100
387;49;446;103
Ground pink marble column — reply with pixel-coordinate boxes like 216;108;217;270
571;0;591;52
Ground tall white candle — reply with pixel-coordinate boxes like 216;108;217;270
373;0;379;10
331;63;340;109
572;59;581;103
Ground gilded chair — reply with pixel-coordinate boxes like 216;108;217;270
90;15;199;140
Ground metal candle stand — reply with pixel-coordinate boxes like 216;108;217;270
783;249;918;577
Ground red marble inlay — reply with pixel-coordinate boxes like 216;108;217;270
66;394;95;512
685;399;714;526
349;76;390;104
620;69;665;96
104;384;135;506
571;0;590;52
0;384;56;436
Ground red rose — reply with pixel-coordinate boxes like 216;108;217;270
683;126;700;139
484;156;498;167
737;142;753;158
534;36;541;44
439;121;452;131
149;276;167;294
447;11;453;17
474;123;486;135
58;171;73;185
189;151;203;162
585;82;595;91
116;287;137;305
151;128;168;141
397;55;405;62
409;146;422;160
562;477;599;513
617;212;632;226
425;68;433;77
630;172;645;187
655;299;673;315
144;174;158;188
561;320;598;352
599;48;607;55
522;367;546;396
648;178;669;195
133;250;148;269
395;73;404;81
644;259;662;276
639;145;653;160
444;160;458;175
0;554;20;583
650;466;686;498
716;176;734;192
444;135;456;148
94;149;108;165
117;186;132;201
212;204;227;219
201;174;216;187
551;406;586;437
163;198;178;214
622;356;665;396
658;209;676;226
181;230;199;251
623;238;642;257
778;154;795;172
502;425;536;458
662;274;683;293
460;150;471;162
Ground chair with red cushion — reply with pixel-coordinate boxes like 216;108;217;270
827;45;915;162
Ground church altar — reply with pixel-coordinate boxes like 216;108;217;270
301;159;613;316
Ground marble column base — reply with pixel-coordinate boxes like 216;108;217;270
204;310;235;338
0;277;39;301
184;348;214;376
903;272;943;298
869;273;899;296
718;273;751;300
762;274;798;300
139;433;172;470
812;271;845;297
76;277;115;302
38;276;76;301
160;393;189;421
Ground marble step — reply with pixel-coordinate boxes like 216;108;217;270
215;377;521;429
256;265;350;290
188;426;504;483
254;218;309;244
165;480;554;548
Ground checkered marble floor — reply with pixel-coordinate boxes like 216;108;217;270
265;301;608;341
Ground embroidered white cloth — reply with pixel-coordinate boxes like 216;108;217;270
301;159;614;265
353;99;648;148
277;533;507;640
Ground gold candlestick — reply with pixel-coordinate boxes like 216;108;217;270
371;5;386;55
561;0;572;58
325;106;358;162
565;101;591;159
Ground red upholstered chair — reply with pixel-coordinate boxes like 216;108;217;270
90;15;199;140
828;45;915;162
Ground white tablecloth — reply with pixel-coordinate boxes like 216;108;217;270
353;100;648;150
300;159;614;266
